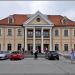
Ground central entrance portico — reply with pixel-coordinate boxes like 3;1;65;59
23;11;54;53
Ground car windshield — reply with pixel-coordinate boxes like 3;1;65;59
50;51;57;54
12;51;20;54
0;51;8;54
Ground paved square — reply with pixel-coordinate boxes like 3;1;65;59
0;56;75;75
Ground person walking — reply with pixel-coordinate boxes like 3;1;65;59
34;49;38;60
45;48;48;59
70;49;75;64
22;48;25;54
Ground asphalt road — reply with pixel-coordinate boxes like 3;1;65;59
0;56;75;75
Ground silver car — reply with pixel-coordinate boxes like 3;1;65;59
0;51;10;60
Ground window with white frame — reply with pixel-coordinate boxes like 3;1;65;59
43;30;49;37
55;44;59;51
8;16;14;24
8;29;12;36
55;29;59;36
27;30;33;37
74;44;75;50
64;44;68;51
0;29;1;36
17;29;22;36
17;44;22;50
0;44;1;51
7;44;12;51
35;30;41;37
64;30;68;37
74;30;75;36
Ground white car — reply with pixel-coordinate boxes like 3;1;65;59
0;51;10;60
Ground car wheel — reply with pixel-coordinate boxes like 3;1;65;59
56;57;59;60
10;58;13;60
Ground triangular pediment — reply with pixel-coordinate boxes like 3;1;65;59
23;11;54;26
28;15;49;25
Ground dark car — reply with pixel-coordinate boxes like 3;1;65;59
9;51;25;60
45;51;59;60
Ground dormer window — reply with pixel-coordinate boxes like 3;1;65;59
8;16;14;24
61;16;68;24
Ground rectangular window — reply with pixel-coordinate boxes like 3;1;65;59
55;44;59;51
74;30;75;36
64;44;68;51
9;17;13;24
18;29;22;36
17;44;22;50
7;44;12;51
0;29;1;36
27;30;33;37
35;30;41;37
43;30;49;38
55;30;59;36
0;44;1;51
8;29;12;36
74;44;75;50
64;30;68;37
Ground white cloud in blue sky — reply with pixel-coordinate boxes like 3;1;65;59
0;1;75;21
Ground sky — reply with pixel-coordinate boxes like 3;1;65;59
0;1;75;21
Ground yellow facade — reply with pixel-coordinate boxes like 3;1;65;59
0;11;75;53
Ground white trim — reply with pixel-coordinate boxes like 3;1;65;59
23;11;54;26
50;28;53;51
41;27;44;53
25;27;27;51
25;26;52;30
23;24;53;27
8;15;14;24
33;27;35;53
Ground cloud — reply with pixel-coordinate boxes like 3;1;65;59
0;1;75;21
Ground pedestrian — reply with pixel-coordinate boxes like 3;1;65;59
34;49;38;60
45;48;48;58
22;48;25;54
70;48;75;64
30;49;33;55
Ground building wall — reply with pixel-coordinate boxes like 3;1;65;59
0;25;75;52
0;26;24;51
53;27;75;52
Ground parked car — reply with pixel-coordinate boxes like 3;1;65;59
9;51;25;60
45;51;59;60
0;51;10;60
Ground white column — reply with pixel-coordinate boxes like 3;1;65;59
33;27;35;53
25;27;27;51
41;27;44;53
50;28;53;51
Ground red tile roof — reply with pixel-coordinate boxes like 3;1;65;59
0;14;28;25
48;15;63;26
48;15;75;26
0;14;75;26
